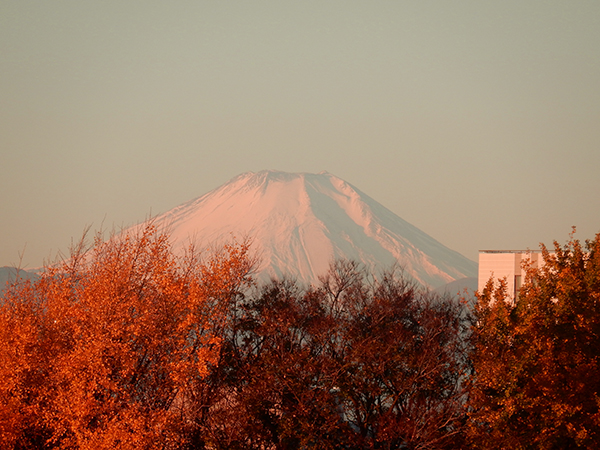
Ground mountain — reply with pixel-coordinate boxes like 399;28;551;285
434;277;478;299
0;266;40;295
141;170;477;288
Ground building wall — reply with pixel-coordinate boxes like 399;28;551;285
478;251;544;301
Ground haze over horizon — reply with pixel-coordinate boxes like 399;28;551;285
2;2;599;269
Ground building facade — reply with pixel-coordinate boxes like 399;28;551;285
478;250;545;301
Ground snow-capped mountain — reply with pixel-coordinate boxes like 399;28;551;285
142;170;477;288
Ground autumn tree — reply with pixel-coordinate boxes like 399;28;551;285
232;279;346;449
468;231;600;449
0;224;255;450
197;260;471;449
325;263;471;449
0;226;471;450
173;238;258;449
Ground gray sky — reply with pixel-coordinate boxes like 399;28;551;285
1;1;599;268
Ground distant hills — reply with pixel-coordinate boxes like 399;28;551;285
0;266;40;293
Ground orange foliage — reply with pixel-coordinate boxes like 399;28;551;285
469;232;600;448
0;224;255;449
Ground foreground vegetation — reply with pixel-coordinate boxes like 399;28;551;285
469;230;600;448
1;226;599;449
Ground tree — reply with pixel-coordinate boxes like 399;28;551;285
0;224;255;450
235;279;347;450
2;226;470;450
468;231;600;449
198;261;471;449
328;266;470;449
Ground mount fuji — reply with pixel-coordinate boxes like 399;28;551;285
140;170;476;289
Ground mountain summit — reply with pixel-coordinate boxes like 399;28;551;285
146;170;476;288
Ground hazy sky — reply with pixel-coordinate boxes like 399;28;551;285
2;1;599;268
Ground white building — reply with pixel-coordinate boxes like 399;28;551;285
478;250;546;301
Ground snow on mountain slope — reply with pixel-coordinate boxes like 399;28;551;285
143;170;477;288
